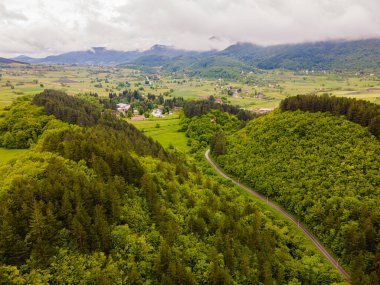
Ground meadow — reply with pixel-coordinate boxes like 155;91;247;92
128;115;189;152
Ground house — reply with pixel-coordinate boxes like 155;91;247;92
258;108;274;114
116;103;130;113
250;108;274;114
130;115;145;121
215;98;223;104
152;108;163;117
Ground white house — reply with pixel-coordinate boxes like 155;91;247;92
152;108;163;117
116;103;130;113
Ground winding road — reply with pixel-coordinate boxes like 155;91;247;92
205;149;351;283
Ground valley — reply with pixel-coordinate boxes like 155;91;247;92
1;39;380;284
1;64;380;110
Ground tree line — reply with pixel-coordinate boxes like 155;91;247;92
280;94;380;139
183;99;257;121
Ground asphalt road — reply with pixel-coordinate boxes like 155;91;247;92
205;149;351;283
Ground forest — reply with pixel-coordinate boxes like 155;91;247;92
0;91;345;284
280;94;380;139
213;110;380;284
183;99;256;121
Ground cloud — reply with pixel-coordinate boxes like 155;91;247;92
0;3;27;21
1;0;380;57
115;0;380;48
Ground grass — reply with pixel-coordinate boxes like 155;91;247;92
0;148;28;164
128;116;190;152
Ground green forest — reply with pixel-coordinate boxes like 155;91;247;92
0;91;346;284
280;95;380;139
213;110;380;284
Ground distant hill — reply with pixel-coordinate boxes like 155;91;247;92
222;39;380;70
162;39;380;75
13;45;196;65
16;47;140;65
0;57;27;65
11;39;380;73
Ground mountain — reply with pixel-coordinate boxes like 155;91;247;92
219;39;380;70
0;57;28;65
12;55;36;63
10;38;380;72
21;47;140;65
129;39;380;74
13;45;197;65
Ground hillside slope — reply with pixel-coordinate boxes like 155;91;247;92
214;110;380;284
0;93;344;283
0;57;27;65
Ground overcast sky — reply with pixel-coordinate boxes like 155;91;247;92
1;0;380;57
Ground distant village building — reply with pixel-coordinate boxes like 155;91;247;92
130;115;145;121
215;98;223;104
152;108;163;117
258;108;274;114
250;108;274;114
116;103;130;113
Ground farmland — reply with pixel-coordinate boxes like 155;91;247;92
1;64;379;109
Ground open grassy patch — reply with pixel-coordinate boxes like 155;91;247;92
128;116;189;152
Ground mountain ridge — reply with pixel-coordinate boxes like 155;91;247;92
10;38;380;72
0;57;28;65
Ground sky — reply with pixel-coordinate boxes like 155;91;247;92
1;0;380;57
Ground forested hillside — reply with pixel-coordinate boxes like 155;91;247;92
0;91;344;284
213;111;380;284
12;39;380;78
280;94;380;139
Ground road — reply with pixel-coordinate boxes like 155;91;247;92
205;149;351;283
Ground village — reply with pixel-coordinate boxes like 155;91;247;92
116;102;173;121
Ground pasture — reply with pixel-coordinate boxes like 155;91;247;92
128;116;189;152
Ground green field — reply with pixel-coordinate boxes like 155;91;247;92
128;116;189;152
0;148;28;164
1;64;379;109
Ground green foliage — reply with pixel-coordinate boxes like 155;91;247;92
0;153;123;266
183;110;239;150
183;99;256;121
215;110;380;282
280;94;380;139
39;124;144;185
33;89;102;127
33;89;170;160
0;97;52;148
0;91;344;283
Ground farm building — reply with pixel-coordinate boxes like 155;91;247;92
116;103;130;113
